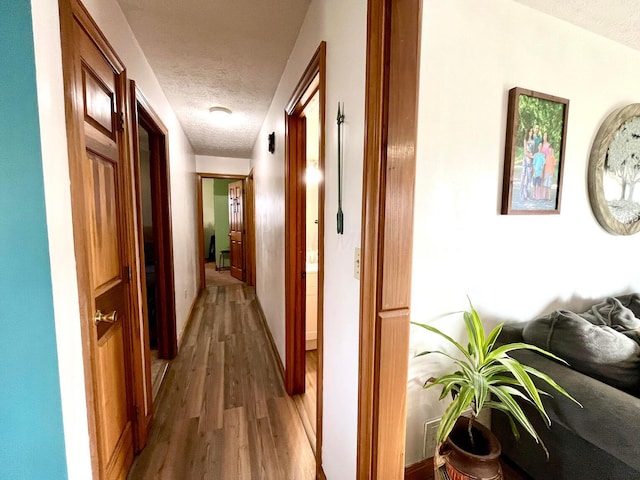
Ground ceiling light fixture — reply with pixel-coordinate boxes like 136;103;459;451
209;106;232;121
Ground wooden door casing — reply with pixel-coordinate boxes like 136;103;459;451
283;46;327;479
228;180;244;281
59;1;148;478
244;172;256;287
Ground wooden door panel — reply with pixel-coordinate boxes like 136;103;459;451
83;67;116;137
95;320;129;457
89;152;121;289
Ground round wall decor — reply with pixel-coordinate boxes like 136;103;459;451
588;103;640;235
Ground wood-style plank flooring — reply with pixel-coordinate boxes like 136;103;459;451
293;350;317;452
128;280;316;479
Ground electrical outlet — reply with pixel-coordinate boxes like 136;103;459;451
423;418;440;458
354;247;361;279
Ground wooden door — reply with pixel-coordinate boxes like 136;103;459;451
229;180;244;280
71;13;136;480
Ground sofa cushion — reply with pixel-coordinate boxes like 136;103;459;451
522;296;640;393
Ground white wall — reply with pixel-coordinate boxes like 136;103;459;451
251;0;367;476
31;0;198;476
196;154;251;175
31;1;91;477
406;0;640;466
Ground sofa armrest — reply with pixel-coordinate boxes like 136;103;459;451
510;349;640;471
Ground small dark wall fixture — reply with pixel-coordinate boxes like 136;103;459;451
268;132;275;154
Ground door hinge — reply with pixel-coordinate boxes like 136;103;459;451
125;265;132;283
118;111;125;131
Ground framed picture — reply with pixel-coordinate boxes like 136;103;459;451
588;103;640;235
501;87;569;215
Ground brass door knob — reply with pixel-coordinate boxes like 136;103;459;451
94;310;118;325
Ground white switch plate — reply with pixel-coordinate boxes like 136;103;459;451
354;247;361;279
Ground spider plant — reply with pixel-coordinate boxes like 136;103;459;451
412;300;582;456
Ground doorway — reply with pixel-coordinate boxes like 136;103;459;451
130;81;177;403
198;174;251;289
292;88;321;452
284;41;326;470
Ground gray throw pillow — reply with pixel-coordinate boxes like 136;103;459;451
522;307;640;393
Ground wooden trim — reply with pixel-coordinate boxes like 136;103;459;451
179;288;204;349
254;296;285;380
405;458;434;480
284;42;326;394
197;173;246;179
134;88;178;359
284;41;326;478
196;173;247;290
318;465;328;480
357;1;422;479
127;80;154;450
244;170;257;287
197;175;205;291
315;43;326;480
284;112;307;395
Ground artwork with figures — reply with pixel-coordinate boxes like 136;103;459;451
502;87;569;215
588;103;640;235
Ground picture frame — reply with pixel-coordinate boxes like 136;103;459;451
588;103;640;235
501;87;569;215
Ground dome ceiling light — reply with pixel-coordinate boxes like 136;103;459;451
209;106;232;121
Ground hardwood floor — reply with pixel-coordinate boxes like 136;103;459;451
293;349;317;452
128;283;316;479
150;349;169;401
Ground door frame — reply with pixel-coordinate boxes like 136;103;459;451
196;173;247;290
244;170;257;287
284;41;326;476
58;0;149;473
356;0;422;478
129;80;178;361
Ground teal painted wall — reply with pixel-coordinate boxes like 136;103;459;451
213;179;233;260
0;1;68;479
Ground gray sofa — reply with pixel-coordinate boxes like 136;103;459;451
491;294;640;479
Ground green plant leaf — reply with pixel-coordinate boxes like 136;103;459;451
497;357;546;417
522;365;582;407
484;401;520;440
436;386;475;444
471;372;488;413
484;323;504;352
463;303;485;364
411;322;474;364
489;385;543;443
485;342;568;365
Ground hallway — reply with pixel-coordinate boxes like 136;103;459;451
128;282;315;479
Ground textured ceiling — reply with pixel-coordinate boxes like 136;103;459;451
513;0;640;52
117;0;311;158
117;0;640;159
